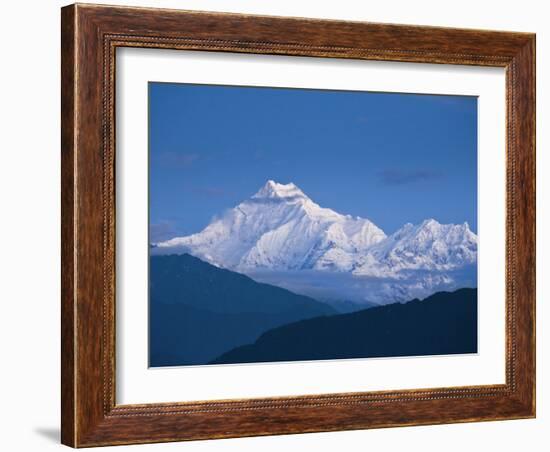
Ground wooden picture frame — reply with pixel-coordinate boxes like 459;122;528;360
61;3;535;447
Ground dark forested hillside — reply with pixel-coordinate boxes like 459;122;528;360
211;288;477;364
149;254;335;366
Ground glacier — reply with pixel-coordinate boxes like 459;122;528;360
154;180;477;305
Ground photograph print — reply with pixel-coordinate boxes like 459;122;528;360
148;82;478;367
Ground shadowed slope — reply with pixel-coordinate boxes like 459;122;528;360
150;254;335;366
211;288;477;364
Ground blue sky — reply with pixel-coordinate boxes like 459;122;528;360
149;82;477;241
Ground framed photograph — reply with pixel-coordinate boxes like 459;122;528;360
61;3;535;447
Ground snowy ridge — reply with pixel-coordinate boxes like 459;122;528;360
352;219;477;278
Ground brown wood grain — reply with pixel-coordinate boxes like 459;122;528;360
60;5;76;446
61;3;536;447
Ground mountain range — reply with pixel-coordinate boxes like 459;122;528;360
154;180;477;304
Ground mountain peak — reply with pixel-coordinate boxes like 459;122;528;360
420;218;441;228
417;218;474;235
252;180;308;201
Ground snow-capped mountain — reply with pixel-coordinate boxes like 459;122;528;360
155;180;477;304
156;180;387;271
352;219;477;278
